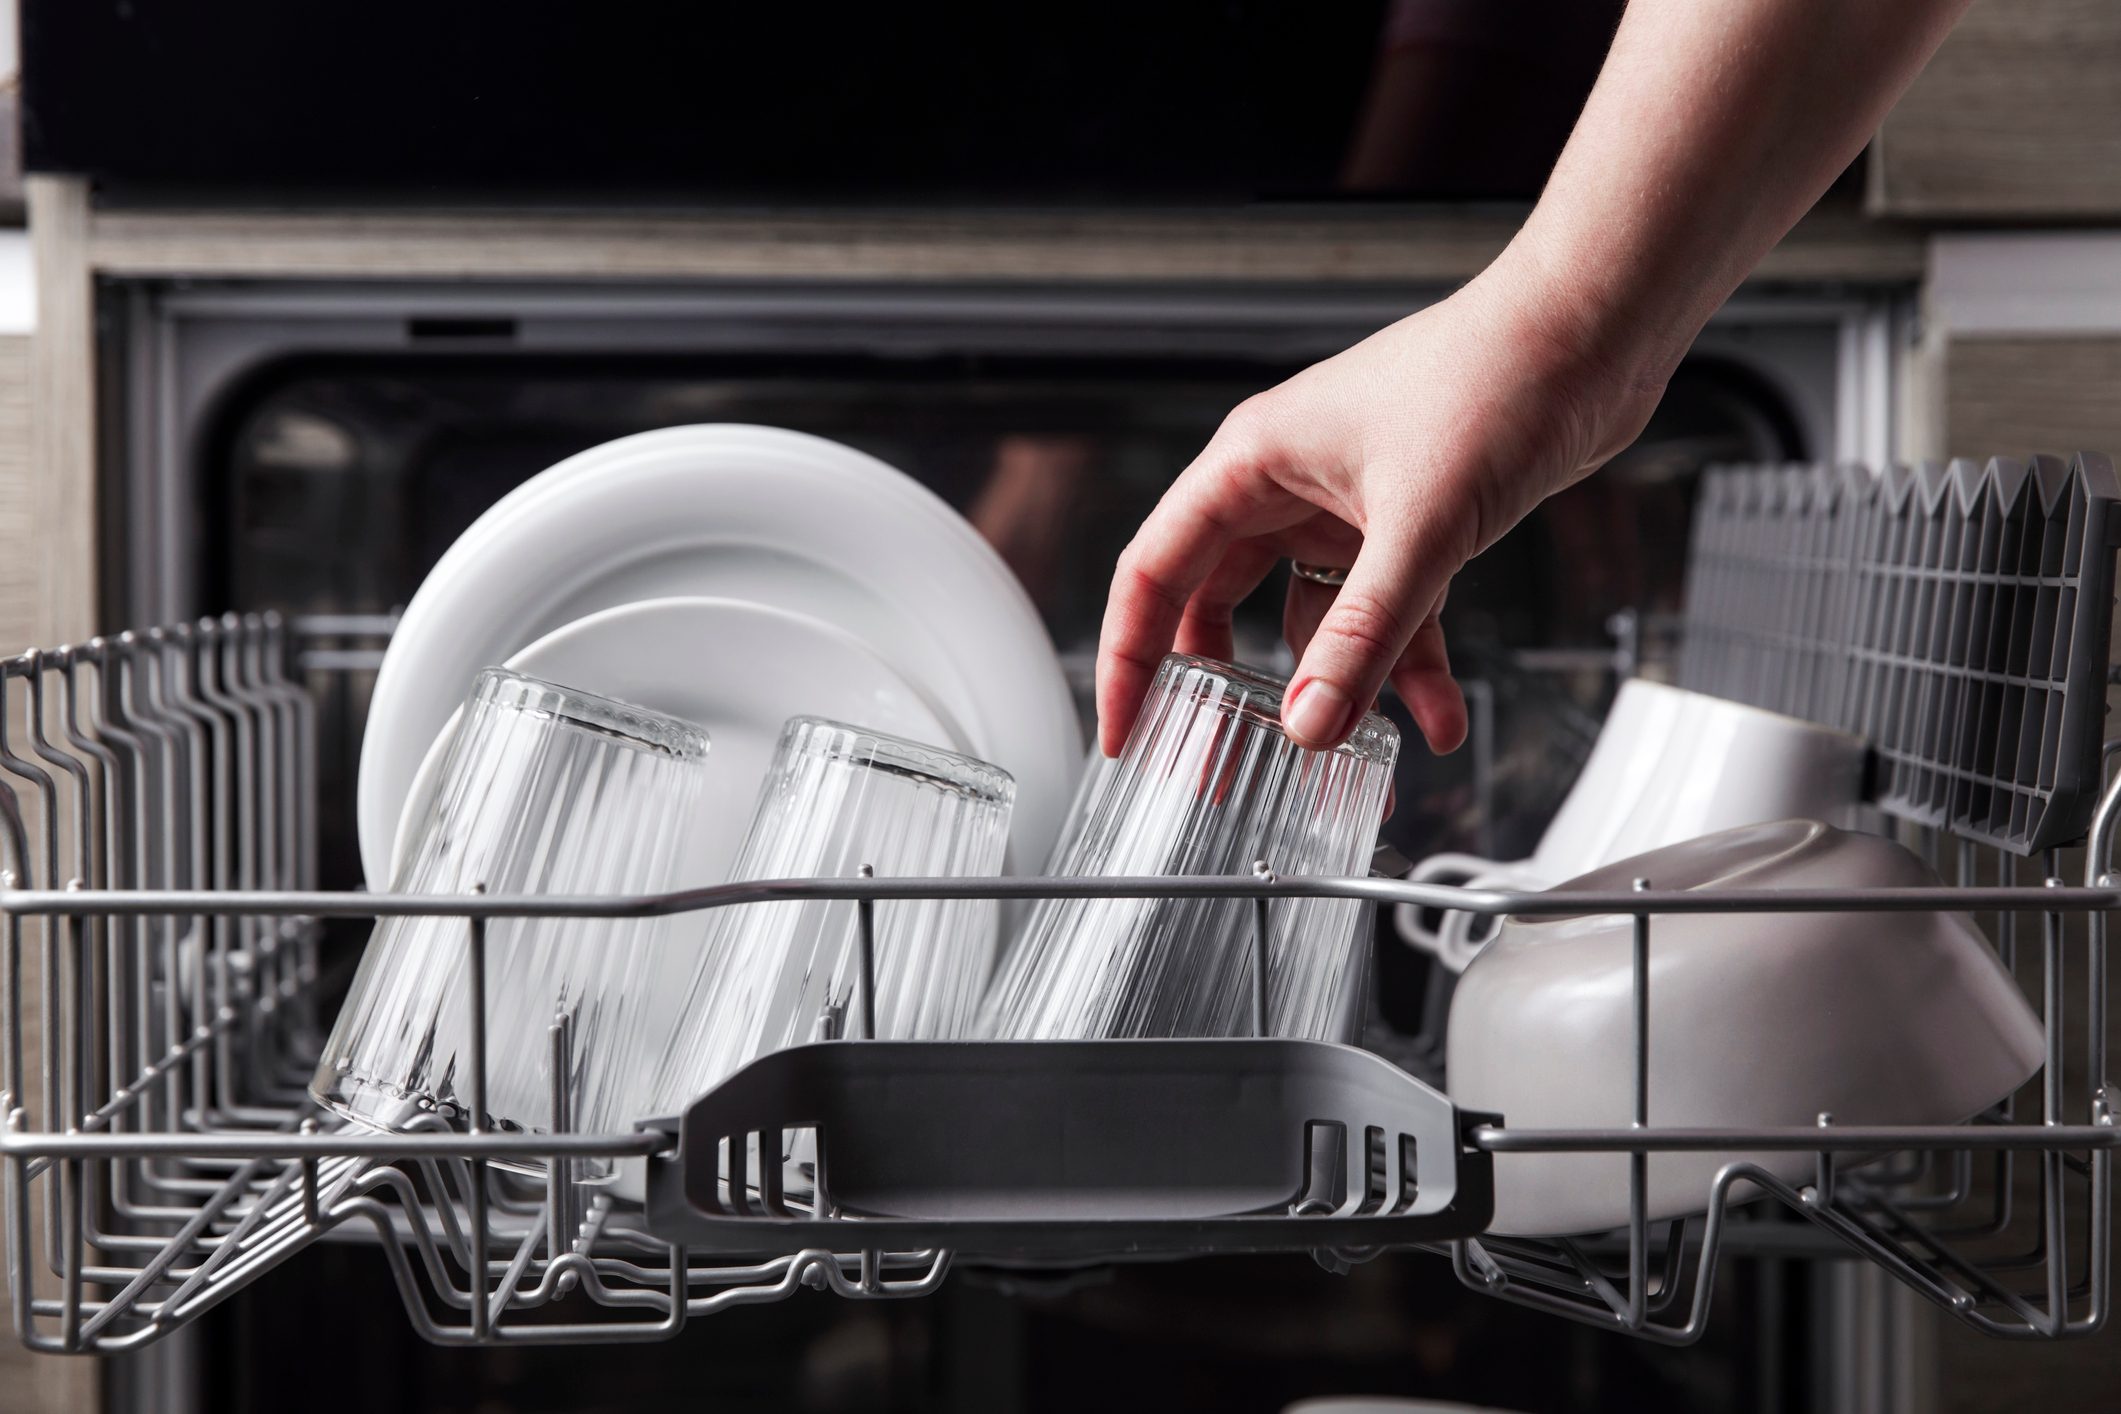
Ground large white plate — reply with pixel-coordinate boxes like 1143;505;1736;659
388;597;966;889
358;425;1081;888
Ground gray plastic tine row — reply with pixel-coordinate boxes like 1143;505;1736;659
1681;463;1868;723
1680;454;2119;854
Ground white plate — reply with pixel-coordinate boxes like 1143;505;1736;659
359;425;1080;889
388;597;966;889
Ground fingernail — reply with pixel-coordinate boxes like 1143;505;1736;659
1285;679;1352;746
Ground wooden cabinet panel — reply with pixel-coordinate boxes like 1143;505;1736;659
1871;0;2121;218
1932;334;2121;1412
0;329;96;1413
0;337;32;653
1943;336;2121;455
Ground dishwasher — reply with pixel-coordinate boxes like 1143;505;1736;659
2;452;2116;1405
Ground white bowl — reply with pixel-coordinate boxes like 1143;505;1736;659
1400;680;1867;969
1446;820;2043;1236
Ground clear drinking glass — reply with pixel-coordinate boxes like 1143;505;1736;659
979;652;1398;1041
311;668;711;1178
643;716;1015;1121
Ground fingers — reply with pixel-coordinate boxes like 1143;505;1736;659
1098;381;1475;759
1281;573;1335;664
1096;408;1293;755
1286;569;1466;754
1391;607;1468;754
1282;516;1456;751
1172;540;1280;666
1096;489;1236;756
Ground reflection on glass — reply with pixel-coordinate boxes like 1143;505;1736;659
981;653;1398;1041
644;717;1014;1121
312;669;710;1180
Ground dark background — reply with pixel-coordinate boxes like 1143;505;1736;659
22;1;1616;202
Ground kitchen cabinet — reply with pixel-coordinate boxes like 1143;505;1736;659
1915;234;2121;454
0;336;31;649
0;333;94;1414
1911;236;2121;1411
1943;336;2121;452
1870;0;2121;218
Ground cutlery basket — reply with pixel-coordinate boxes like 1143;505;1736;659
5;457;2120;1355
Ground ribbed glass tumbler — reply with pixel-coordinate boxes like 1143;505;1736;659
980;653;1398;1041
645;716;1015;1121
311;668;711;1179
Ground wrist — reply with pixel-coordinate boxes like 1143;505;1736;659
1492;228;1690;392
1456;236;1679;473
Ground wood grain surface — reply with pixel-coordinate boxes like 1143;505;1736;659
82;204;1926;287
1871;0;2121;218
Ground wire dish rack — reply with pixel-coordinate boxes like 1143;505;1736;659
2;586;2118;1351
1680;453;2121;853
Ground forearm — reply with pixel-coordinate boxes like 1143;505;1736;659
1490;0;1970;406
1095;0;1975;752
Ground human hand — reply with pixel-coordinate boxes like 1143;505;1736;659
1095;258;1671;756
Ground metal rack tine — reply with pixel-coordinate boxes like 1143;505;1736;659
4;597;2121;1354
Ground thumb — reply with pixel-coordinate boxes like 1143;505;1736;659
1282;517;1453;750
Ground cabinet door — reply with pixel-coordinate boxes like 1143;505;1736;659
1943;337;2121;452
1870;0;2121;218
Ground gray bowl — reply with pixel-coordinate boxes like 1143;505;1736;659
1447;820;2044;1236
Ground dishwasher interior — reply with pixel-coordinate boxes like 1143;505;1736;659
7;456;2117;1406
11;283;2114;1412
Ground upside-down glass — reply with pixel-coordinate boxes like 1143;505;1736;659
979;653;1398;1041
311;668;711;1178
643;716;1015;1121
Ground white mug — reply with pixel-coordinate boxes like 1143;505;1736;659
1399;679;1868;970
1597;686;1867;860
1396;678;1695;957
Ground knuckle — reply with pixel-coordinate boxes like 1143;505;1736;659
1192;565;1255;616
1111;535;1149;581
1096;625;1168;679
1323;591;1407;663
1215;394;1278;456
1186;588;1231;619
1420;456;1516;566
1112;556;1187;618
1459;477;1511;562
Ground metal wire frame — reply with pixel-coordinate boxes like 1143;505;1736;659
0;619;2116;1354
1443;798;2120;1345
0;618;956;1353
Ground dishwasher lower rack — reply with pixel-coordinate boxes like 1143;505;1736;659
1;618;2118;1355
